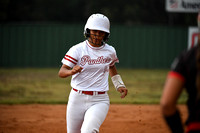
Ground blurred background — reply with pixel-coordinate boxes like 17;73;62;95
0;0;198;68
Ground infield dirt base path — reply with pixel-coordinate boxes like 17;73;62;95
0;104;187;133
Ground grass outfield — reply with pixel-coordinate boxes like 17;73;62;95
0;68;187;104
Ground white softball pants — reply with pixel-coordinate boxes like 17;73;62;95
66;89;110;133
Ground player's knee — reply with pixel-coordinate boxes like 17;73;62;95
93;129;98;133
67;128;81;133
81;128;99;133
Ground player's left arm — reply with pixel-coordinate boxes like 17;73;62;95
109;65;128;98
160;72;185;132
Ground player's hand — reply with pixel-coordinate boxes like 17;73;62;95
118;87;128;98
71;65;83;75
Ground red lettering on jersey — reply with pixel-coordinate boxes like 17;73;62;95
80;55;111;66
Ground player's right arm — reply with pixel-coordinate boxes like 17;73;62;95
58;64;83;78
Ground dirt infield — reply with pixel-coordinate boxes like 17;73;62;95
0;104;187;133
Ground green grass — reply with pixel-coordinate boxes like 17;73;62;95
0;68;187;104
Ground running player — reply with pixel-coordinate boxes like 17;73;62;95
58;13;128;133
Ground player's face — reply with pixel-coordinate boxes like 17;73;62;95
89;30;106;46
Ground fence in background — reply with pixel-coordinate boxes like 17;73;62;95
0;24;187;68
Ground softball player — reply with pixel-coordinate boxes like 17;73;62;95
160;12;200;133
58;13;128;133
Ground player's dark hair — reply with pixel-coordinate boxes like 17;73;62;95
196;37;200;101
84;28;90;38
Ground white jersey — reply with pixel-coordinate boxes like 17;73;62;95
61;40;119;91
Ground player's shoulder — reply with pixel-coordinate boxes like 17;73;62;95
171;45;197;70
70;40;87;50
179;45;198;62
104;43;116;51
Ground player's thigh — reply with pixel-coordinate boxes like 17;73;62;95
81;103;109;133
67;103;84;133
67;90;86;133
